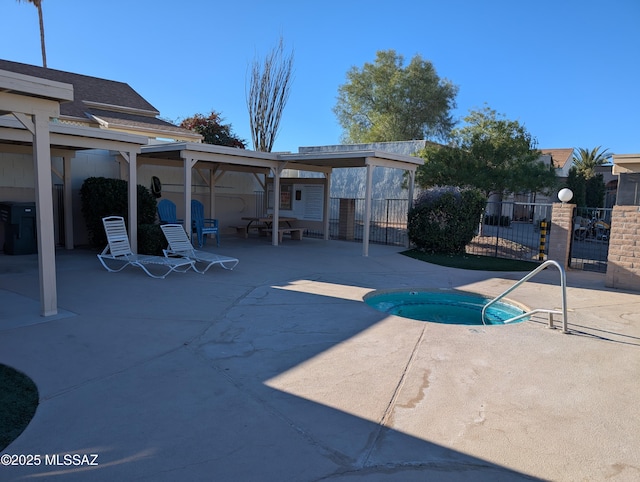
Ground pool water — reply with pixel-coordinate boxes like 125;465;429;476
363;290;528;325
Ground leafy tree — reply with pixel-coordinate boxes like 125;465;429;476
16;0;47;67
565;167;586;207
572;146;610;179
416;106;557;198
585;174;606;207
179;111;246;148
246;36;294;152
333;50;458;143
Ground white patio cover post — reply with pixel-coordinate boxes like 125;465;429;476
406;169;415;248
118;151;138;251
62;153;74;249
272;164;282;246
13;107;59;315
32;110;58;315
184;155;196;243
323;171;331;240
363;162;374;257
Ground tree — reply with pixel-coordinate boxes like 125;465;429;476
246;37;294;152
179;111;246;148
416;106;557;198
333;50;458;143
17;0;47;68
572;146;610;179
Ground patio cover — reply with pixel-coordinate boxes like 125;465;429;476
139;143;423;256
0;69;147;316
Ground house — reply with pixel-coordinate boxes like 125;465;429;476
0;59;200;143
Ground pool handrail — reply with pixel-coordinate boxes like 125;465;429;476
481;259;568;333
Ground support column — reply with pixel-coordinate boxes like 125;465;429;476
363;163;374;257
272;166;281;246
184;156;195;242
119;151;138;252
32;111;57;316
323;172;331;240
406;170;415;248
63;154;74;249
548;202;574;269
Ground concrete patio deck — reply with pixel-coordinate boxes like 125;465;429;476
1;236;638;481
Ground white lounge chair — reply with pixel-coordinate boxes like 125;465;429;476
98;216;195;279
161;224;239;273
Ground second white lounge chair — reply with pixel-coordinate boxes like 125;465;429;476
98;216;195;279
161;224;239;273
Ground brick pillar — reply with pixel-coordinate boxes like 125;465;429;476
548;202;574;269
606;205;640;291
338;198;356;240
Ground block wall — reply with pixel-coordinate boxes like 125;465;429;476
606;205;640;291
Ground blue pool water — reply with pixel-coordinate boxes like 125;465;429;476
363;290;528;325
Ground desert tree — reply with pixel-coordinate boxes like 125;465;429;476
246;37;294;152
334;50;458;143
16;0;47;68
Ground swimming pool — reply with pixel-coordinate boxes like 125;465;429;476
363;289;528;325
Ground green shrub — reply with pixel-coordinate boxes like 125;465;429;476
408;186;486;254
138;223;166;256
80;177;158;251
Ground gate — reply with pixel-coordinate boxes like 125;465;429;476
569;207;611;273
466;202;553;262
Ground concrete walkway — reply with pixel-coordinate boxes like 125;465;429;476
1;237;639;481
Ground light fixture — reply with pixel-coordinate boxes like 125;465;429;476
558;188;573;203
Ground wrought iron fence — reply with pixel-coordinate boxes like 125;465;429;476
569;206;611;273
466;202;553;262
252;193;556;261
305;198;411;246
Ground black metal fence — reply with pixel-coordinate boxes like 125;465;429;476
253;192;557;261
569;206;611;273
466;202;553;262
306;198;411;246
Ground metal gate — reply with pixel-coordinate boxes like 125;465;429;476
466;202;553;262
570;207;611;273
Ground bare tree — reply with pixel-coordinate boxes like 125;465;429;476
17;0;47;68
246;37;294;152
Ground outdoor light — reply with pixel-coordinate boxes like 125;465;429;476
558;188;573;203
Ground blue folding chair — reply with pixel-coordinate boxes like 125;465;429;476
191;199;220;247
157;199;182;225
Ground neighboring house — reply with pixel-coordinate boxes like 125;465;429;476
0;59;200;143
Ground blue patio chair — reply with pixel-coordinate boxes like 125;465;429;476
157;199;182;225
191;199;220;247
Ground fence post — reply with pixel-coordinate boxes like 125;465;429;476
548;202;575;269
606;205;640;291
538;221;547;261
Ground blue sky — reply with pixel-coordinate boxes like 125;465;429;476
3;0;639;155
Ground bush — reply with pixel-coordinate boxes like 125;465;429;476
408;186;486;254
138;223;165;256
484;214;511;226
80;177;158;251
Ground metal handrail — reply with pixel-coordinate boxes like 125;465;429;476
481;260;568;333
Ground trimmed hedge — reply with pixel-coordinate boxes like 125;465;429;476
80;176;164;254
408;186;486;254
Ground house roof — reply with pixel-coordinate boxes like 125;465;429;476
541;148;573;169
0;59;199;141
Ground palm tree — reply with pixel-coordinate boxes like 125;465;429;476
16;0;47;68
572;146;610;179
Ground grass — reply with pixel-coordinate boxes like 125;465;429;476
401;249;542;271
0;364;39;452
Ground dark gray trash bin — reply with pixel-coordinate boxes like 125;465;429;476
0;202;38;255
